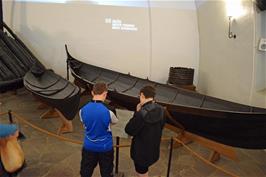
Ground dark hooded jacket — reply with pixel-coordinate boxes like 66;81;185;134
125;101;165;166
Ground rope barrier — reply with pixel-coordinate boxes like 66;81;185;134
173;137;239;177
0;112;8;116
12;112;83;145
10;111;171;147
7;111;239;177
11;112;131;148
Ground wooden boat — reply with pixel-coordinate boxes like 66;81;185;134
65;45;266;149
23;63;81;134
23;65;80;121
0;22;41;92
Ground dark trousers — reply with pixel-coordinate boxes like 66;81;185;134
80;148;114;177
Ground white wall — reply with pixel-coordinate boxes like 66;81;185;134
3;0;199;84
254;10;266;107
196;0;266;108
149;3;199;83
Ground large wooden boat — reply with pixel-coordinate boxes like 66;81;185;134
66;45;266;149
0;23;41;92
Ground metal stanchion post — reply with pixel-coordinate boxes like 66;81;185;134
167;138;174;177
8;110;13;123
8;110;26;140
115;136;120;174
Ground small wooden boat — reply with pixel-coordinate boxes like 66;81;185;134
23;65;80;121
23;63;81;134
66;45;266;149
0;22;41;92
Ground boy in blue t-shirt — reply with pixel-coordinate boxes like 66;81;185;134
79;83;118;177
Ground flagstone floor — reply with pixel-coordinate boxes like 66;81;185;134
1;88;266;177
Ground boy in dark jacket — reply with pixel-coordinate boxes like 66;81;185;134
125;86;165;177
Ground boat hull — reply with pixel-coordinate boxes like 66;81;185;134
24;69;80;120
0;23;42;92
66;45;266;149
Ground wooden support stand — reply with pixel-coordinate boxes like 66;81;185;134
37;102;49;109
40;108;60;119
209;151;221;163
165;123;237;163
38;103;73;135
56;110;73;135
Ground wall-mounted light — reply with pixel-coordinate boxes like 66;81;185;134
228;16;236;39
226;0;246;39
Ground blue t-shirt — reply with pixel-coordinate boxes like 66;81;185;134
80;101;113;152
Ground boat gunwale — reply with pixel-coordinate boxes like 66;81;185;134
24;78;70;94
24;83;80;101
24;70;63;90
24;71;80;100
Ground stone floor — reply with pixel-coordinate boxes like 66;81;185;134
1;88;266;177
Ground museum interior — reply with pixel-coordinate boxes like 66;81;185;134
0;0;266;177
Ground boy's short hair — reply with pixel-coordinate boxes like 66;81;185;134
140;85;156;99
92;82;108;95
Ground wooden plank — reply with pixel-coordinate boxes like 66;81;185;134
165;123;238;162
183;131;237;161
40;108;59;119
209;151;221;163
37;102;49;109
56;109;73;135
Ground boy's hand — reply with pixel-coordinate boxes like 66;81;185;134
136;103;142;112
